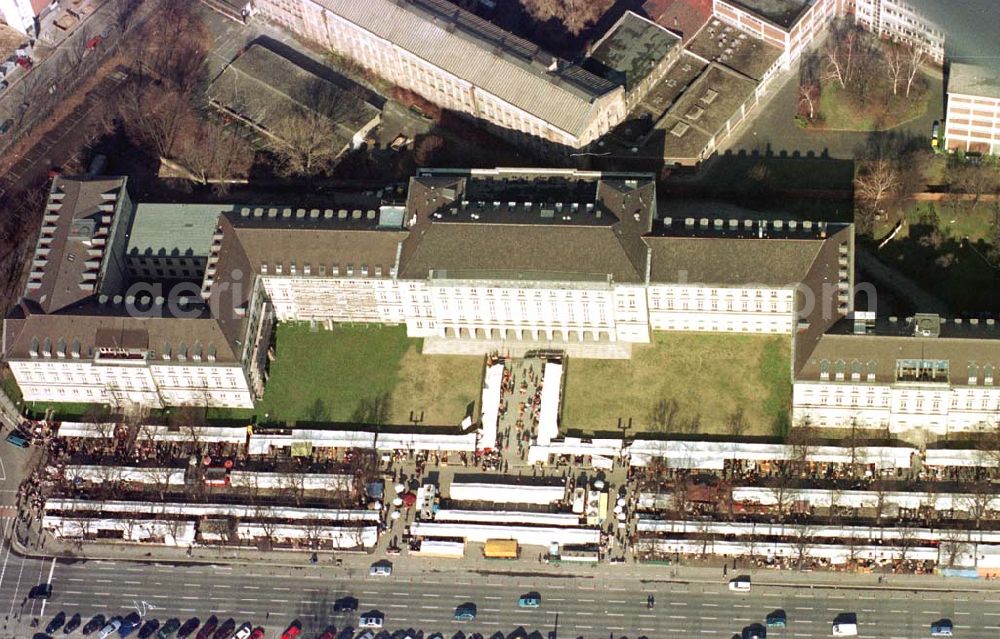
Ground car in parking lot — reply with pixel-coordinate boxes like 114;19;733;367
280;623;301;639
358;613;384;629
157;618;182;639
177;618;201;639
5;431;30;448
98;618;122;639
46;611;66;634
64;612;82;634
248;629;265;639
454;603;476;621
517;594;541;608
931;620;954;637
138;619;160;639
120;612;142;637
195;616;218;639
334;596;358;612
211;619;235;639
84;614;107;635
229;622;253;639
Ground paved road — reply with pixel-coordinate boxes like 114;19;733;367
0;552;998;639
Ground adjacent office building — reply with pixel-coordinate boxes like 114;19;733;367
944;63;1000;156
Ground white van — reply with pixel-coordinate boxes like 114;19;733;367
832;622;858;636
728;576;751;593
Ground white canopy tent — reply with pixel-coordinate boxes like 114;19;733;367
43;515;196;547
411;521;600;547
64;465;186;486
448;480;565;505
228;471;353;491
478;363;504;451
536;362;563;446
45;498;378;521
434;510;581;526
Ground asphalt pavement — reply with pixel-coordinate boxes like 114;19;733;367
0;550;996;639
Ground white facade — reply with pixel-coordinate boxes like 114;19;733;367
0;0;35;34
253;0;624;150
647;284;796;333
792;379;1000;435
9;357;254;409
853;0;945;63
945;91;1000;156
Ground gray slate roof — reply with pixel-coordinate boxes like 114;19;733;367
645;236;823;286
315;0;619;137
948;62;1000;100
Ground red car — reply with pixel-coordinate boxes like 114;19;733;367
248;628;265;639
279;625;301;639
317;632;335;639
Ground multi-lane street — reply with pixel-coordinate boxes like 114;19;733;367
1;546;999;639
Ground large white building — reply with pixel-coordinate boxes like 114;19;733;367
793;313;1000;436
0;0;40;35
852;0;945;64
3;168;853;410
251;0;626;151
944;63;1000;156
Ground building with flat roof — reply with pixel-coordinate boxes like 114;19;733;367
710;0;842;68
251;0;624;151
207;44;381;156
125;204;232;282
945;63;1000;155
853;0;945;64
585;11;683;111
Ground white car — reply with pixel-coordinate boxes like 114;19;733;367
230;622;253;639
832;622;858;636
359;614;384;629
98;619;122;639
369;563;392;577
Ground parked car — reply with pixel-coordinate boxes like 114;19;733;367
517;594;541;608
5;431;30;448
358;613;383;629
212;619;235;639
454;604;476;621
195;616;217;639
368;562;392;577
64;613;82;634
931;620;953;637
279;623;301;639
333;597;358;612
247;629;265;639
156;618;181;639
742;623;766;639
229;623;252;639
47;611;67;634
83;614;107;635
177;618;201;639
317;631;335;639
138;619;160;639
98;618;123;639
119;612;141;637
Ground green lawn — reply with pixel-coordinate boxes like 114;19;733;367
257;323;483;426
561;333;791;437
817;77;930;131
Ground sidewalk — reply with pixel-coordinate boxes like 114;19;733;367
13;522;1000;595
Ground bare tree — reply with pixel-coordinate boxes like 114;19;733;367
792;525;814;570
939;530;972;568
904;46;925;98
516;0;614;35
885;42;906;96
824;19;859;90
